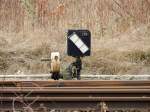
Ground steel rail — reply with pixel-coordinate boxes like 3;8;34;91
1;88;150;93
1;86;150;89
0;81;150;111
0;80;150;86
1;97;150;101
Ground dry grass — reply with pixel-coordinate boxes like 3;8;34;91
0;0;150;75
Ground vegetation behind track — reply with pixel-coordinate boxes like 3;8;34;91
0;0;150;75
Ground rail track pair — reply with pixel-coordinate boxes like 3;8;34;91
0;80;150;112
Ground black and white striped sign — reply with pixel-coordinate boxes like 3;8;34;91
67;30;91;57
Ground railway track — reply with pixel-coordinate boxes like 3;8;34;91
0;80;150;112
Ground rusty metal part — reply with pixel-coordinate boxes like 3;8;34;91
1;87;150;93
0;80;150;111
1;97;150;101
1;80;150;87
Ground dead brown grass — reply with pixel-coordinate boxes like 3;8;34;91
0;0;150;74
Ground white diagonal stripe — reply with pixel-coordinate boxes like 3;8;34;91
68;33;89;54
80;45;89;53
69;33;78;43
75;39;84;48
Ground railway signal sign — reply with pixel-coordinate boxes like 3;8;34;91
67;30;91;57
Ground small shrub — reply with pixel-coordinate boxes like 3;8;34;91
126;50;146;63
144;49;150;65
